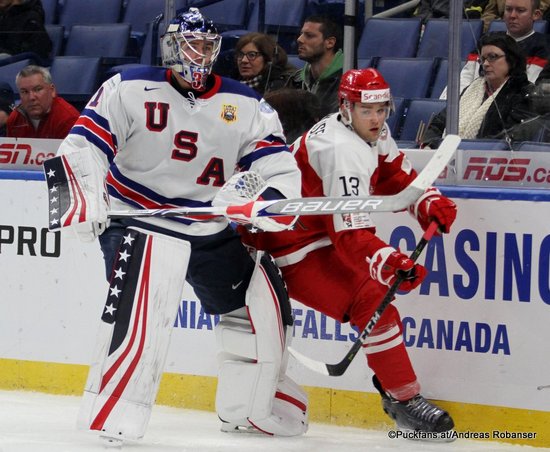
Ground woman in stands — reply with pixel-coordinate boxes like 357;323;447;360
232;32;296;96
421;32;535;147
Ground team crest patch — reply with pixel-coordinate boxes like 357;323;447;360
221;104;237;122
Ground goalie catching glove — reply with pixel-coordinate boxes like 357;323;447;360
368;247;427;292
213;171;297;232
409;187;457;234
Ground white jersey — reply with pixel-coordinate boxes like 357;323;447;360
243;113;415;264
57;67;301;236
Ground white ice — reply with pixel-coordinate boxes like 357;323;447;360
0;390;546;452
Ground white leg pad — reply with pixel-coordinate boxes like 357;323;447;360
215;252;308;436
77;227;190;441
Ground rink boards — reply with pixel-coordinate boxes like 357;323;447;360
1;172;550;447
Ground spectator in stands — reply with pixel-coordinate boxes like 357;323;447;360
286;15;343;117
481;0;550;30
232;32;296;96
0;81;14;136
447;0;550;98
264;88;321;143
0;0;52;61
6;65;80;139
423;33;535;147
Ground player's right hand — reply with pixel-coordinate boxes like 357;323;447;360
367;246;427;292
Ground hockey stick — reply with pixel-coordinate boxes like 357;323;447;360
288;221;439;377
108;135;460;220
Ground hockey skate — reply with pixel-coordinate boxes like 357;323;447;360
373;376;455;441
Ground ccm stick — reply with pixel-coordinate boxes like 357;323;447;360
288;221;439;377
108;135;460;220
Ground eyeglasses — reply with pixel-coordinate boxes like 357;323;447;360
478;53;506;64
236;51;263;61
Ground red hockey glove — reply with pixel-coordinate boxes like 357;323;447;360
368;247;427;292
409;188;457;234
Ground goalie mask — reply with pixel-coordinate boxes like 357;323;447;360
338;68;393;128
161;7;221;90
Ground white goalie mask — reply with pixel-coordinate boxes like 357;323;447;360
160;7;222;90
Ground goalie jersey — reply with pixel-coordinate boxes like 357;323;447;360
56;66;300;236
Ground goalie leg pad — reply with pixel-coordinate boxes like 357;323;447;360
215;252;308;436
77;226;190;441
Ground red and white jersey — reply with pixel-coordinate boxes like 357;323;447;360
57;67;301;236
243;112;417;267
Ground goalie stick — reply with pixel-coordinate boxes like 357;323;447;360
107;135;460;220
287;221;439;377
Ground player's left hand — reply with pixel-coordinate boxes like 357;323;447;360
413;188;457;234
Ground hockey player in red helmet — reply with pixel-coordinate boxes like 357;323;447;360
240;68;458;439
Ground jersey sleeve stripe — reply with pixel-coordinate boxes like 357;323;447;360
106;164;211;210
238;136;290;169
70;110;117;162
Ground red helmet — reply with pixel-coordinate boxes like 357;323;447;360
338;68;391;104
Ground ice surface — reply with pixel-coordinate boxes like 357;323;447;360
0;390;546;452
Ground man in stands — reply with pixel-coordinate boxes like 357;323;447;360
7;65;79;139
442;0;549;99
481;0;550;30
286;15;343;117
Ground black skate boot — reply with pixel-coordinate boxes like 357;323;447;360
373;375;455;441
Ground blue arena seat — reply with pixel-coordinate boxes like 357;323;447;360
49;56;102;108
430;58;466;98
357;18;422;59
459;139;510;150
188;0;249;32
514;141;550;151
42;0;59;24
219;29;250;52
416;19;483;59
58;0;123;33
376;57;435;99
386;96;406;138
64;24;131;58
357;57;373;69
122;0;187;37
0;59;34;92
287;54;306;69
45;24;65;58
399;98;446;142
247;0;308;53
488;19;548;34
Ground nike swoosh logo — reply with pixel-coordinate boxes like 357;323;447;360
144;87;159;91
231;280;243;290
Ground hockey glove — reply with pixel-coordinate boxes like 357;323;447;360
368;246;427;292
45;150;110;242
409;187;457;234
212;171;297;232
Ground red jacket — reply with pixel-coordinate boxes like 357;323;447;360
7;97;79;139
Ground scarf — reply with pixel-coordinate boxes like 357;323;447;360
457;77;507;139
240;74;263;90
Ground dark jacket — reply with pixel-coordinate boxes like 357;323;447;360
286;50;343;118
422;73;535;147
0;0;52;59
